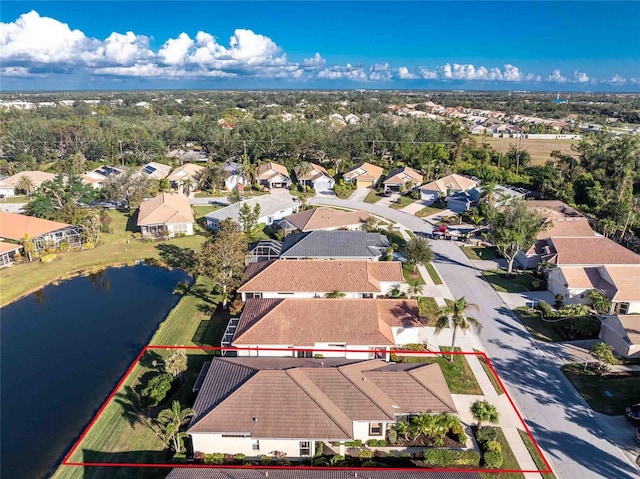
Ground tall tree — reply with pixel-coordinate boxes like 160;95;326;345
157;401;194;454
195;219;247;307
198;161;226;192
15;174;36;195
403;236;434;272
238;203;261;234
165;349;188;379
102;168;152;209
485;200;546;275
434;297;481;362
297;161;313;192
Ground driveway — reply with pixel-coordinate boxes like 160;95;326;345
309;195;640;479
347;187;372;202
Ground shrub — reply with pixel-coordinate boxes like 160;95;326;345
483;450;504;468
475;426;498;444
485;440;502;453
203;453;225;465
389;353;399;362
359;449;373;460
537;300;554;318
451;424;466;444
140;373;173;407
172;453;188;463
234;453;246;464
313;353;324;359
40;253;57;263
554;293;564;309
345;439;363;447
388;428;398;444
315;442;324;457
260;455;271;465
400;452;411;458
329;454;345;466
362;461;379;467
314;457;328;466
422;449;481;466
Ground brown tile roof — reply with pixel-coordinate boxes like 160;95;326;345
188;358;455;439
420;174;478;193
294;162;331;181
137;193;194;226
0;241;22;255
344;162;384;181
257;161;290;180
617;315;640;345
525;200;585;219
602;266;640;301
166;163;204;182
383;167;424;186
559;266;616;297
283;207;369;231
232;298;421;346
548;237;640;265
0;212;74;241
0;171;57;189
538;218;596;239
238;260;402;294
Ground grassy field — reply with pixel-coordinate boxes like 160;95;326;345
561;363;640;415
364;189;385;204
417;296;441;323
52;278;226;479
461;246;501;261
480;427;524;479
481;270;543;294
0;210;206;308
518;429;557;479
425;262;443;285
483;137;578;166
512;307;564;342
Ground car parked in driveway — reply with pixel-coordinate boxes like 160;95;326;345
624;404;640;425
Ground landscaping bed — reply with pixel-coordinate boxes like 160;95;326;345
513;307;600;343
473;427;523;479
389;195;417;209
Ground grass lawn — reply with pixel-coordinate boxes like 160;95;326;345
388;196;417;210
561;363;640;415
53;278;227;479
417;296;441;323
380;228;406;250
415;204;445;217
425;262;443;285
512;307;564;343
192;204;221;218
481;270;544;294
0;195;29;203
403;263;425;285
398;347;482;395
483;136;577;166
364;189;385;204
518;429;556;479
461;246;501;261
0;210;206;308
474;350;504;395
480;427;524;479
194;191;227;198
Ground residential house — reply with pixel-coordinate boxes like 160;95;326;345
0;211;81;252
205;195;298;231
279;230;390;260
0;171;57;197
294;163;335;193
167;163;205;193
137;192;194;239
82;165;124;189
0;241;22;267
167;149;209;163
166;469;482;479
419;174;479;204
139;162;171;180
188;357;456;457
599;315;640;358
278;207;369;235
383;167;424;193
237;260;404;301
343;162;384;188
257;162;291;189
223;161;246;191
469;125;488;135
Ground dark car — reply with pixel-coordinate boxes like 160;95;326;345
624;404;640;425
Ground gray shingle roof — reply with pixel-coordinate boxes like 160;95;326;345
204;195;297;224
165;468;483;479
280;231;389;259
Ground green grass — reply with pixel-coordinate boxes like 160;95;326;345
333;184;356;199
417;297;441;323
194;191;227;198
461;246;501;261
192;204;221;218
388;196;417;210
363;189;385;204
415;204;445;217
0;195;29;203
474;350;504;395
398;347;482;395
403;263;425;285
425;262;442;285
0;210;206;308
561;363;640;415
481;270;544;294
480;428;524;479
512;307;564;343
518;429;556;479
380;228;406;250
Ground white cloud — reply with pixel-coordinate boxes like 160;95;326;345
608;74;627;85
159;33;194;66
369;62;392;81
302;53;326;68
573;70;589;83
546;69;568;83
396;66;417;80
318;64;368;81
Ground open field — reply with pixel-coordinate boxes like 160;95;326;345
482;137;578;166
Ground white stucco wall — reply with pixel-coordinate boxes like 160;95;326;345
258;207;295;226
627;302;640;314
353;421;390;441
168;222;194;237
241;291;366;301
191;434;315;458
420;190;438;203
600;318;640;358
232;344;388;359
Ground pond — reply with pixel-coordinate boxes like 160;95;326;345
0;265;190;479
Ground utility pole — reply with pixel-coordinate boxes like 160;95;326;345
118;140;124;167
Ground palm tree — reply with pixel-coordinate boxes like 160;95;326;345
21;234;35;261
15;175;36;195
157;401;194;453
588;289;612;314
324;290;346;298
406;278;423;298
470;400;499;427
158;178;171;192
434;297;481;362
180;178;191;196
297;161;313;192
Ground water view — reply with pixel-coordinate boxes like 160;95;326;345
0;265;190;479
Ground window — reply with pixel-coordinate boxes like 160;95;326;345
222;434;250;438
327;343;346;348
173;223;188;234
252;440;260;451
369;423;383;436
619;303;630;315
299;441;311;456
296;350;313;358
245;292;262;299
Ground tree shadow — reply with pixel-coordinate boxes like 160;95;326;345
112;385;144;429
156;243;197;272
139;350;164;369
80;449;169;478
125;211;140;234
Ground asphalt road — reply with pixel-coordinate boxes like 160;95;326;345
310;195;639;479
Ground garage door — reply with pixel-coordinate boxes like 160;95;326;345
356;179;374;188
314;178;334;193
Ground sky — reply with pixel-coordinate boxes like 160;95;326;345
1;1;639;91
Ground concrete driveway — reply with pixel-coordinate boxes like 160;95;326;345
347;187;372;202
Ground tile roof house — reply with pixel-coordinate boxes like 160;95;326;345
188;357;455;457
600;315;640;358
0;211;81;252
167;163;205;193
225;298;423;356
0;241;22;267
343;162;384;188
419;174;479;204
383;167;424;192
279;230;390;260
136;193;194;239
139;162;171;180
278;207;369;234
223;161;247;191
237;260;404;301
0;171;57;197
81;165;124;189
294;163;335;192
257;162;291;189
166;469;483;479
205;195;298;231
544;237;640;267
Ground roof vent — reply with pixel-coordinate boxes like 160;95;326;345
253;417;258;422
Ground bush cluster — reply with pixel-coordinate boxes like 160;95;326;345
422;449;481;466
537;300;555;318
203;453;225;465
475;427;505;469
366;439;387;447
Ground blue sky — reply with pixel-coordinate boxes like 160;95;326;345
1;1;638;91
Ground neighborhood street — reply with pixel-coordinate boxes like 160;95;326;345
309;194;640;479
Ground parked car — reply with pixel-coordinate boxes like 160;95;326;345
624;404;640;425
635;427;640;445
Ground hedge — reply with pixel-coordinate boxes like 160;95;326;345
483;450;504;468
422;449;481;466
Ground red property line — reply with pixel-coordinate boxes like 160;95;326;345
62;346;553;474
